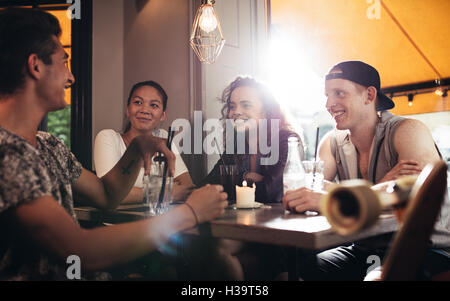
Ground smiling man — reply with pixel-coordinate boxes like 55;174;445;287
283;61;450;280
0;7;227;280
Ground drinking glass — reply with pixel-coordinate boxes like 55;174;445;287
219;164;238;203
302;160;324;191
143;163;173;216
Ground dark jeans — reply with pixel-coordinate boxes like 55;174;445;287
235;242;288;280
297;242;450;281
181;234;287;280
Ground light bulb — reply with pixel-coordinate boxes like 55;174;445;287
407;94;414;107
190;1;225;64
199;5;218;33
435;88;444;97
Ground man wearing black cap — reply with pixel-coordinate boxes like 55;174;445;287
283;61;450;280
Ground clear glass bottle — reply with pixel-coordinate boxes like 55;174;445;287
283;136;306;194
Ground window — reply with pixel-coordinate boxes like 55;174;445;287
0;1;93;169
47;9;72;148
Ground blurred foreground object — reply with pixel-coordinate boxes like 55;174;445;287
321;161;447;235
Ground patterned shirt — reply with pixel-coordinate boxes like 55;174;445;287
0;126;82;280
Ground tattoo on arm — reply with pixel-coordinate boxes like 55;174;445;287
121;160;135;175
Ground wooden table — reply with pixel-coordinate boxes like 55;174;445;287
75;203;398;280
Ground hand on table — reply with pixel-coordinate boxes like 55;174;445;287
244;172;264;184
282;187;323;213
185;184;228;223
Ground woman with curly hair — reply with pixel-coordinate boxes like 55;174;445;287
188;76;304;280
201;76;304;203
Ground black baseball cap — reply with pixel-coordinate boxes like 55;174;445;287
325;61;395;111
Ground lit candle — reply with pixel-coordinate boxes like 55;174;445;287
236;181;256;208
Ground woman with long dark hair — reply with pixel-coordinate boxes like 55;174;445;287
94;80;194;203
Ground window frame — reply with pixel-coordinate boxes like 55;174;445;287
0;0;93;170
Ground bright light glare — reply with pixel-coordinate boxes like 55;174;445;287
435;88;444;97
266;31;326;117
263;28;335;159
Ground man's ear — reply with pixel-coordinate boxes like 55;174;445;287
366;86;377;104
27;54;43;80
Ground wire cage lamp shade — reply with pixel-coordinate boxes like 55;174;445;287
190;0;225;64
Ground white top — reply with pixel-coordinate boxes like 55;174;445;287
94;129;188;188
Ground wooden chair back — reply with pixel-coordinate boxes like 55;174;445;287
381;160;448;281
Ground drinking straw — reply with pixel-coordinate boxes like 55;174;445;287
157;127;175;209
143;174;150;205
312;127;320;188
233;130;237;175
214;137;228;175
154;152;163;175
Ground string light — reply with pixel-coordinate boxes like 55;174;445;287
387;85;449;107
435;88;444;97
408;93;414;107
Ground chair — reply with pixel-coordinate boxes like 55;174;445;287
379;160;448;281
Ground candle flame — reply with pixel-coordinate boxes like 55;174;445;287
242;180;247;187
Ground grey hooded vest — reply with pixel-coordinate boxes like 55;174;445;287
330;111;450;249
